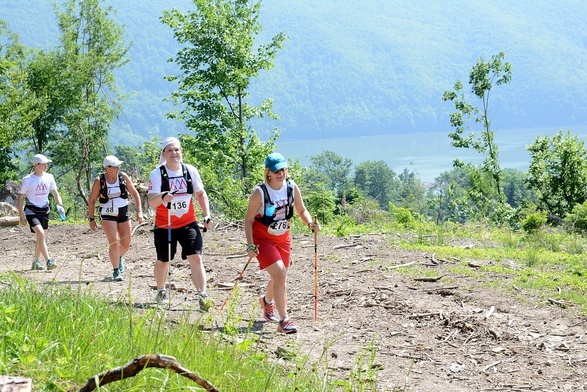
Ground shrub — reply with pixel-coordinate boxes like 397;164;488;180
564;201;587;234
389;203;417;229
521;211;547;233
347;197;389;225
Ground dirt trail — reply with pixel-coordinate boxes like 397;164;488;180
1;222;586;391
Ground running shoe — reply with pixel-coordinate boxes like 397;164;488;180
277;317;297;334
155;289;170;304
198;292;214;311
259;296;279;322
113;269;123;282
118;257;124;273
31;259;44;270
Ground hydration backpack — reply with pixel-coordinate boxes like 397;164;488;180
255;179;294;226
99;173;128;204
159;163;194;194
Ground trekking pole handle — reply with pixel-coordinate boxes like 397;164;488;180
163;190;178;209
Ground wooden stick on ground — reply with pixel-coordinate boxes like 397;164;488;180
414;275;443;282
548;298;567;308
387;260;417;269
131;221;151;236
76;354;219;392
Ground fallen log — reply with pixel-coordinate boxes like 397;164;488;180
76;354;219;392
0;375;31;391
0;216;19;227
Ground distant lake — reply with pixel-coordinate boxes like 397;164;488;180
277;126;587;183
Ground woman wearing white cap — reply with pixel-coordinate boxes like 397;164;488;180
147;137;213;309
87;155;144;282
244;152;321;334
17;154;65;270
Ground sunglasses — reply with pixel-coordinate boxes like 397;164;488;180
272;168;286;174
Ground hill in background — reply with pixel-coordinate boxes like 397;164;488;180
2;0;586;145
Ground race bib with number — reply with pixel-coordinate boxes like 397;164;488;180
101;204;119;216
168;193;191;216
268;219;290;235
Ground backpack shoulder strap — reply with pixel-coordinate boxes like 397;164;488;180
159;165;169;192
258;182;272;206
118;172;128;199
99;173;108;203
285;179;294;220
182;163;194;194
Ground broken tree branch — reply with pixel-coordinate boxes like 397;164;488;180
333;243;361;250
485;306;495;319
414;275;443;282
409;311;442;319
548;298;567;308
483;360;502;372
387;261;417;269
76;354;220;392
131;221;151;236
426;286;458;293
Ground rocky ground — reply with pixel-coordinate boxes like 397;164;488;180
1;220;586;391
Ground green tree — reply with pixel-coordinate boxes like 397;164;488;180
428;166;471;224
353;160;398;209
526;130;587;220
501;168;536;209
395;167;426;215
54;0;130;205
161;0;286;216
428;165;516;225
22;50;70;155
308;150;352;194
442;52;512;202
0;21;41;183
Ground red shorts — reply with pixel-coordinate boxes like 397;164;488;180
252;220;291;269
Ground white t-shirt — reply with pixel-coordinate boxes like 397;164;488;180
19;172;57;208
148;163;204;218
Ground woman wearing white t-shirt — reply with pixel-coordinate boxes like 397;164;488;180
147;137;213;309
87;155;144;282
17;154;65;271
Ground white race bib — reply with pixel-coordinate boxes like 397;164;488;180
168;194;190;216
268;219;289;235
101;204;119;216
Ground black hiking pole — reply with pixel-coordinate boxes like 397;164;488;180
165;191;177;296
220;256;253;311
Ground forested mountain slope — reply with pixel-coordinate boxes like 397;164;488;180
2;0;586;144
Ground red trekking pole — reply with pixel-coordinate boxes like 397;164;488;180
220;256;253;311
313;215;319;324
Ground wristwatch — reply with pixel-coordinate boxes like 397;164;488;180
88;217;95;222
